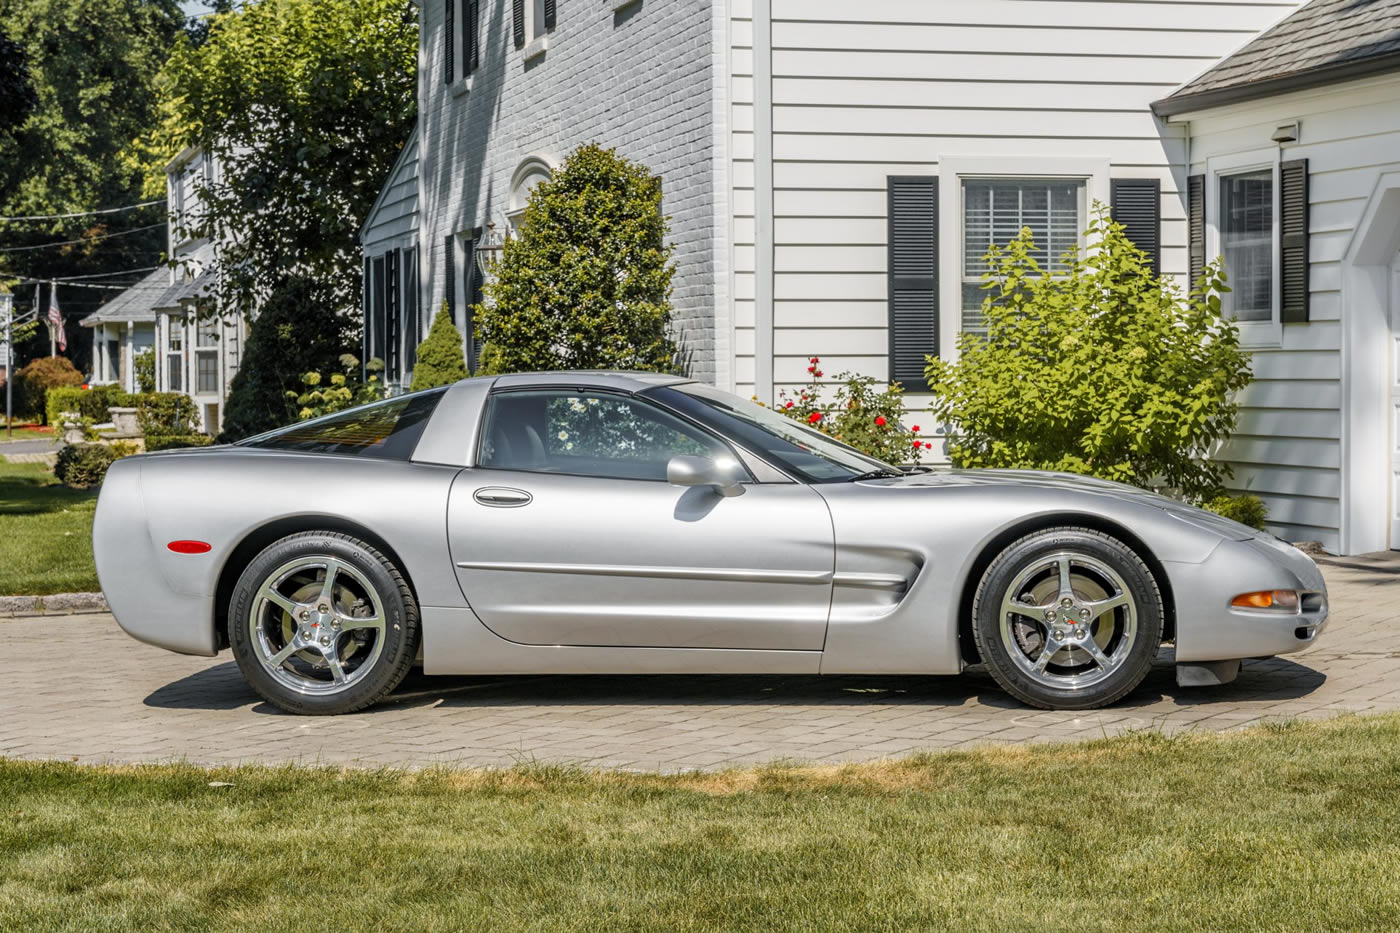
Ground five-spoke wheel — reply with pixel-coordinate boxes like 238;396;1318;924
229;532;419;715
973;528;1163;709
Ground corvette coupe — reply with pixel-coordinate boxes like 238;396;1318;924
94;371;1329;715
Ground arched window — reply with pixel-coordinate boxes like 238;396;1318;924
507;157;553;231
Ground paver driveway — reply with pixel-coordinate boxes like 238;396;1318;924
2;560;1396;772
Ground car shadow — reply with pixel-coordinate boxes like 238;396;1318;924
144;652;1326;717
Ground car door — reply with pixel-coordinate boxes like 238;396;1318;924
447;386;834;650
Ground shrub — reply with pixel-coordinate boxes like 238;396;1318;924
220;275;356;441
292;355;386;420
14;356;83;424
46;384;133;427
474;143;679;375
1203;493;1268;530
925;205;1252;504
135;393;198;435
409;305;469;391
776;357;928;464
54;443;118;488
144;434;214;451
133;347;157;393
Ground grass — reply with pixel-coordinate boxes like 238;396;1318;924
2;716;1399;931
0;459;98;595
0;421;54;441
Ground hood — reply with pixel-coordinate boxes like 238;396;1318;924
868;468;1259;541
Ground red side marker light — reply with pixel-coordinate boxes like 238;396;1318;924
168;540;212;554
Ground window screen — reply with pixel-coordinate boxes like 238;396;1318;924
240;389;447;460
1219;170;1273;322
962;179;1083;333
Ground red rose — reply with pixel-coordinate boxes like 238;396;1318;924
911;425;921;433
875;416;886;426
784;401;793;408
814;370;823;377
809;411;822;424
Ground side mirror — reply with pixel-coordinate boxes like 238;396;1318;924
667;455;747;497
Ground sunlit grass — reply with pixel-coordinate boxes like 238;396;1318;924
0;460;98;595
3;715;1399;931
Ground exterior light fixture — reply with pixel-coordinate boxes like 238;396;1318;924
473;222;507;278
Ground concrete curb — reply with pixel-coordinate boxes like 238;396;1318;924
0;593;108;618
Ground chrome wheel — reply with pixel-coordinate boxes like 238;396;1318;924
999;550;1138;691
248;555;387;696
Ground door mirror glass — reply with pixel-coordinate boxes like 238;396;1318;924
667;455;747;497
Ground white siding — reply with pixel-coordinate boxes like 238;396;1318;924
1180;74;1400;553
732;0;1305;430
362;127;420;254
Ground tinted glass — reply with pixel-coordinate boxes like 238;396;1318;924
239;389;446;460
651;383;895;483
480;389;733;481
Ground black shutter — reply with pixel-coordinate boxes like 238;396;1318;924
403;247;419;375
469;229;485;371
444;234;456;328
362;256;372;370
467;0;480;73
443;0;455;85
1280;159;1310;323
1187;173;1205;287
1110;178;1161;276
543;0;556;30
513;0;525;48
371;255;386;364
385;248;400;377
887;176;939;391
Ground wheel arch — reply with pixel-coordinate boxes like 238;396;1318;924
955;513;1177;666
213;514;421;651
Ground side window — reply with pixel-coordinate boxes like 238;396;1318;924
480;389;736;481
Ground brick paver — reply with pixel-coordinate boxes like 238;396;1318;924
2;561;1396;771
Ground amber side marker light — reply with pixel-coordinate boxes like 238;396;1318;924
167;540;212;554
1231;590;1300;611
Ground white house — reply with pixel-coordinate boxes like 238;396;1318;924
86;146;247;434
365;0;1400;554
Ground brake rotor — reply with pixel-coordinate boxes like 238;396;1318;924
1011;571;1117;670
274;575;364;669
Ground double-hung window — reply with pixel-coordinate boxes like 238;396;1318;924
165;317;184;393
195;318;219;394
514;0;555;56
1217;170;1273;323
444;0;480;88
961;179;1084;334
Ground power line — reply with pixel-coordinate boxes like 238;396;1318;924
0;222;168;253
0;200;167;223
0;264;165;282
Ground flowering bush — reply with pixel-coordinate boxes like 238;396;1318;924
776;357;927;464
291;355;386;421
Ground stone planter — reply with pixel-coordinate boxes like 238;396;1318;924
107;406;140;437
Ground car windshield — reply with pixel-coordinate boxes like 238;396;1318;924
649;383;898;483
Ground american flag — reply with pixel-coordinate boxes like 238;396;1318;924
47;281;65;352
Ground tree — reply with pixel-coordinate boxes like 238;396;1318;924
475;143;679;375
409;304;469;391
0;0;185;371
219;276;355;441
924;206;1252;503
13;354;82;423
150;0;417;328
0;27;37;133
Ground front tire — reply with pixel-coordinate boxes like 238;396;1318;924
971;527;1163;710
228;531;419;715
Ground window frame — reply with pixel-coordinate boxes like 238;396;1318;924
958;175;1088;336
520;0;552;61
475;387;750;484
1206;146;1282;347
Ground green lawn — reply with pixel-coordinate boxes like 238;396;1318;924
0;459;99;595
2;716;1398;931
0;424;54;440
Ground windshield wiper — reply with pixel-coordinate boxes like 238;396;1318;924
847;469;904;482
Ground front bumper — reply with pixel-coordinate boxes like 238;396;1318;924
1169;534;1329;663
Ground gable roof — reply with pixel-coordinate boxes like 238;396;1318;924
78;267;171;328
1153;0;1400;116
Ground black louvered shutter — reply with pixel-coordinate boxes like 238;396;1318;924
1280;159;1310;323
513;0;525;48
385;249;401;378
371;255;386;365
1187;174;1205;287
467;0;480;72
444;234;456;329
544;0;556;29
403;247;419;375
443;0;455;85
887;176;939;391
1110;178;1161;276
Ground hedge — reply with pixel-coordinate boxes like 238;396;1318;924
144;434;214;452
54;443;118;488
45;385;136;427
135;393;199;435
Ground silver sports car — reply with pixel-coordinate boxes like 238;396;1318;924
94;371;1329;715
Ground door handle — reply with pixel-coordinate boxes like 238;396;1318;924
474;486;533;508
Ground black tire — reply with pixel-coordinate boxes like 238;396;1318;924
228;531;419;715
971;527;1163;710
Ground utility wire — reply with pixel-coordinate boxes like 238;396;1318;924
0;222;168;253
0;199;166;223
0;264;165;282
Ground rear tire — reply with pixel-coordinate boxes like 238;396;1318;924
971;527;1163;710
228;531;419;715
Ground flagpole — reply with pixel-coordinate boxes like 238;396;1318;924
3;293;11;441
